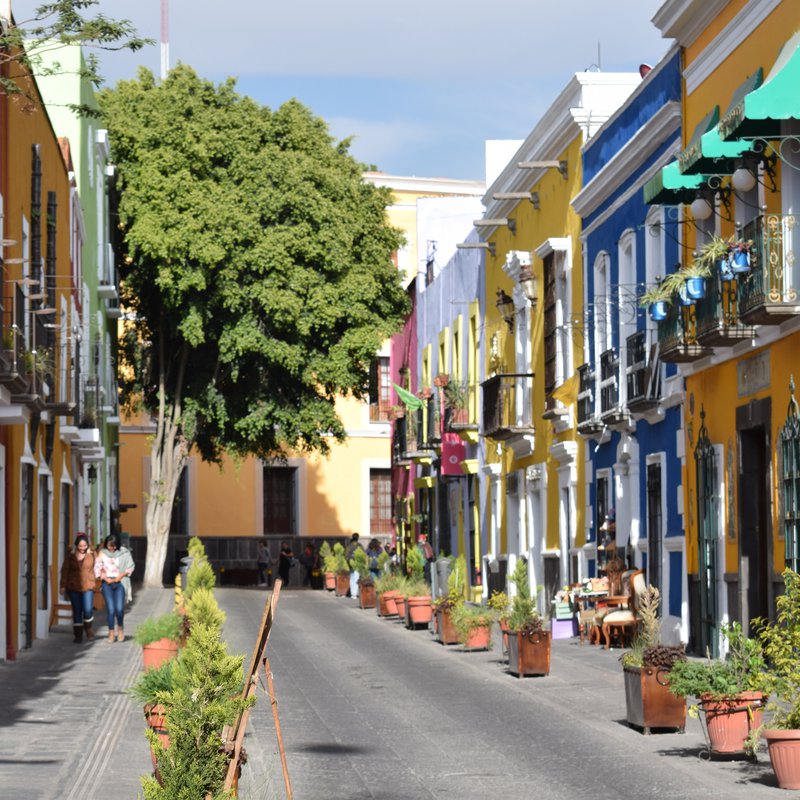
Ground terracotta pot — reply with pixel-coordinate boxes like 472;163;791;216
324;572;336;591
700;692;765;754
407;595;432;628
436;608;460;645
359;583;377;609
507;629;551;677
463;625;491;651
142;638;179;671
623;665;686;734
144;703;167;730
394;594;407;619
764;728;800;790
335;572;350;596
377;591;398;616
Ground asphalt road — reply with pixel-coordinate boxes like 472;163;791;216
218;588;783;800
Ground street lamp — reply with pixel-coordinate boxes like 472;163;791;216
519;267;538;307
495;289;515;332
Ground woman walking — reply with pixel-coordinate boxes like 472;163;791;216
59;534;96;643
94;534;135;642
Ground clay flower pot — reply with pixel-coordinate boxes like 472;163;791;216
436;608;459;645
142;638;179;671
359;582;377;609
394;594;407;619
378;590;398;617
623;665;686;734
335;572;350;597
700;692;765;754
324;572;336;591
406;595;432;628
463;625;491;651
144;703;167;730
763;729;800;790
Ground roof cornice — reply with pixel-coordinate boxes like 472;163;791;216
651;0;729;47
572;101;681;217
362;173;485;196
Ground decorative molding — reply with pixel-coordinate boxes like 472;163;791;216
683;0;782;96
652;0;730;48
549;440;578;465
534;236;571;260
572;102;681;217
363;172;485;196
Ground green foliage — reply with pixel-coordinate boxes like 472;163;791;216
142;623;254;800
129;659;175;705
100;67;408;464
487;591;510;622
447;554;467;603
185;557;216;598
406;545;425;584
331;542;349;574
507;558;539;632
377;550;390;572
350;547;369;575
185;587;225;631
0;2;151;110
756;569;800;729
668;622;767;700
443;379;467;410
319;541;333;571
187;537;206;560
451;603;496;644
621;585;661;668
134;612;182;646
399;578;429;598
374;572;401;593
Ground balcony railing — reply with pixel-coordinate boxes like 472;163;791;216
695;268;754;346
442;381;478;432
739;214;800;325
481;373;534;441
392;416;408;464
658;302;712;363
599;348;620;419
626;331;659;412
577;363;602;435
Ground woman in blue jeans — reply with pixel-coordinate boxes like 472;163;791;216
94;535;135;642
59;534;97;643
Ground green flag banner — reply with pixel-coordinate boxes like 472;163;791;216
393;383;424;411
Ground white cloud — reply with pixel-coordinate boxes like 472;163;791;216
326;116;433;171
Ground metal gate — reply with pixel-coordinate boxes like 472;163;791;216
695;408;718;657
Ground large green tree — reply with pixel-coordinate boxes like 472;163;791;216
100;66;408;586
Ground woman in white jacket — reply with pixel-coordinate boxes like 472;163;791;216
94;534;135;642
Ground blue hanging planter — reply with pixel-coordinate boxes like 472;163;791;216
686;276;706;300
678;284;695;306
719;257;735;281
649;301;668;321
731;249;751;273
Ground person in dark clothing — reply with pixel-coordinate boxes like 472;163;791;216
278;541;294;586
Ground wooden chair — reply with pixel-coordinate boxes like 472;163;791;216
602;569;646;649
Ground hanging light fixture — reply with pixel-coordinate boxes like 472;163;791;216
87;465;97;484
690;196;713;221
732;165;757;193
519;267;538;307
495;289;515;332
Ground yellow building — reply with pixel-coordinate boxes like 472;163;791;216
650;0;800;653
477;72;641;606
1;57;79;658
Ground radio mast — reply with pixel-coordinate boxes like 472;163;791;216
160;0;170;80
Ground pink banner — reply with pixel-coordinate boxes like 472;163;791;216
441;433;466;475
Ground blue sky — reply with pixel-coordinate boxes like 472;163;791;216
15;1;671;180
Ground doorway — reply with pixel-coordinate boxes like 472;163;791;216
738;413;772;631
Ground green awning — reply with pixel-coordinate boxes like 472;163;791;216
677;106;719;174
719;30;800;141
644;160;704;206
718;68;764;140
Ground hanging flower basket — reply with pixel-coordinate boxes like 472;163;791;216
649;301;668;322
685;276;706;300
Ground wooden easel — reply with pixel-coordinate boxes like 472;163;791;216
223;579;292;798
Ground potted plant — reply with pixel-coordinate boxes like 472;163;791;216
375;572;401;617
620;585;687;734
351;549;376;609
755;569;800;789
129;658;176;741
319;541;336;590
392;576;408;619
668;621;767;755
434;554;467;644
506;558;550;677
433;372;449;387
452;603;496;651
695;234;735;281
729;238;754;273
488;590;511;658
639;280;672;321
185;587;226;632
331;542;350;596
443;380;469;426
135;612;183;671
402;545;432;628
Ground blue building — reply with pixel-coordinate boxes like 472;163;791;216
571;47;688;644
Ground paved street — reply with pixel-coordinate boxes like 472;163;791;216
0;586;787;799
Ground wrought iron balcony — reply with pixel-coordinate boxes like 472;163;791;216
599;348;627;425
658;302;712;363
577;363;602;435
443;381;478;433
625;331;659;413
392;416;409;464
481;373;534;441
695;269;754;346
738;214;800;325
